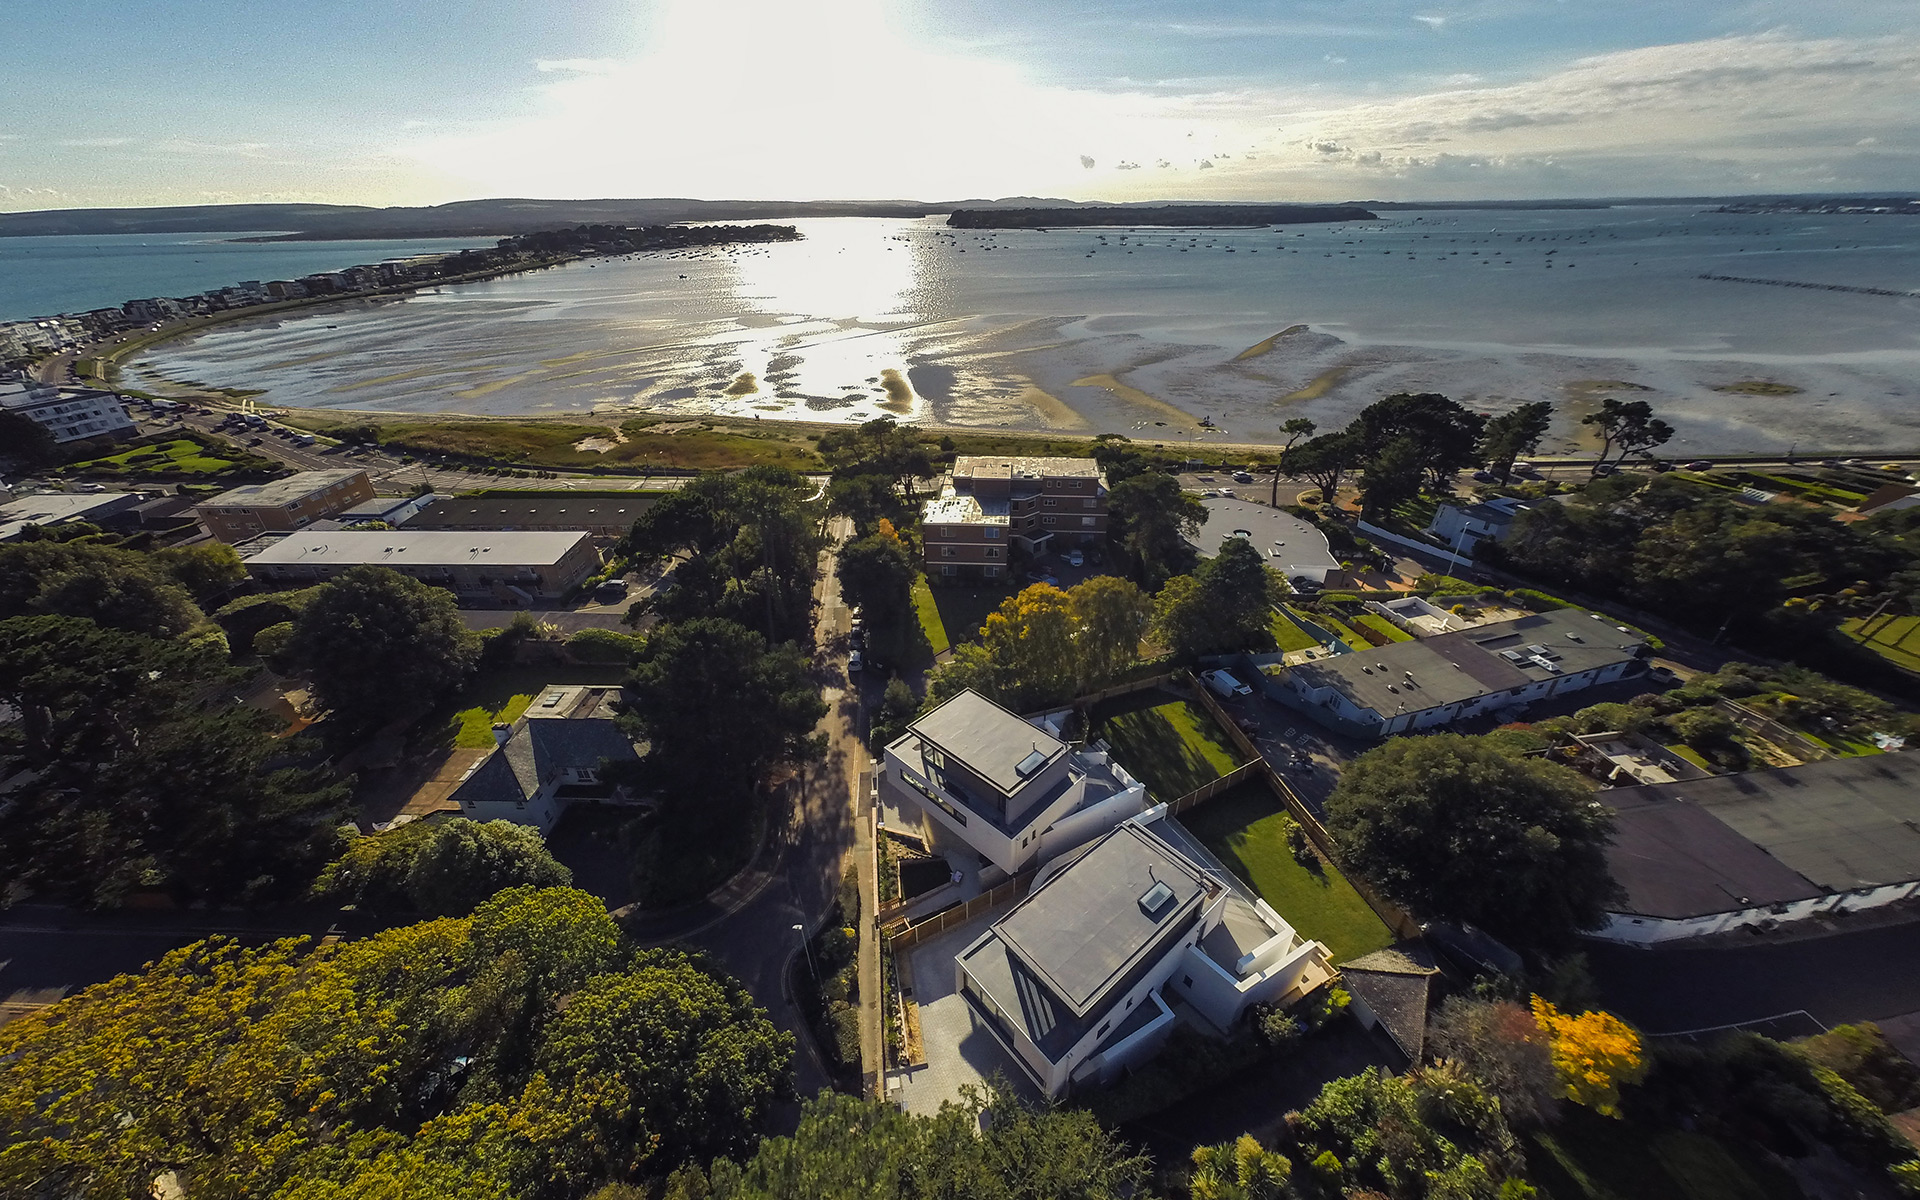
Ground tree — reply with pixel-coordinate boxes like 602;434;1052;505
1530;997;1647;1117
1189;1135;1291;1200
1091;432;1155;486
1068;574;1152;688
1107;470;1205;588
1152;539;1279;659
1429;996;1562;1129
815;416;932;500
624;617;826;791
1294;1065;1524;1199
707;1087;1148;1200
868;677;919;751
1359;433;1424;522
1325;734;1620;949
286;565;479;738
0;408;57;464
826;474;904;534
978;583;1080;711
154;541;248;606
1272;417;1315;505
1480;402;1554;483
836;524;918;663
0;539;204;638
1582;397;1673;475
0;614;350;907
1350;393;1487;489
403;820;572;917
1286;430;1361;503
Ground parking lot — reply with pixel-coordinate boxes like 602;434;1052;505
1194;676;1369;819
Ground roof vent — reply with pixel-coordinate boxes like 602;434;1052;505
1014;748;1048;779
1138;881;1176;917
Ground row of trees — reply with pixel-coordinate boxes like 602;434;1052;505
0;887;794;1200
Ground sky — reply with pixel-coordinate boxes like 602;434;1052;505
1;0;1916;211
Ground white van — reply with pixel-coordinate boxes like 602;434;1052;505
1202;669;1252;699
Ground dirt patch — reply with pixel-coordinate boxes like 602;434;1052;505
1234;324;1310;362
1714;379;1805;396
572;428;629;453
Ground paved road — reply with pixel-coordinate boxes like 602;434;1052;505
1587;914;1920;1035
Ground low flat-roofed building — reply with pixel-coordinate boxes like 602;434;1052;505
337;493;438;528
241;529;600;602
879;689;1150;875
1596;755;1920;943
401;494;656;538
956;813;1332;1096
1191;497;1340;584
1276;609;1649;737
197;469;375;542
0;490;145;541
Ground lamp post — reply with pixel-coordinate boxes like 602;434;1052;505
792;923;819;983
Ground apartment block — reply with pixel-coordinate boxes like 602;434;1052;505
196;469;375;542
921;455;1107;581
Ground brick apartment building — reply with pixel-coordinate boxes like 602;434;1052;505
196;469;375;543
921;456;1107;582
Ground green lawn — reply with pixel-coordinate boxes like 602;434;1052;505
1269;609;1322;652
1665;743;1714;771
925;583;1013;650
1526;1106;1804;1200
1842;614;1920;673
1178;782;1393;962
1091;694;1245;800
71;437;239;476
910;575;950;656
427;664;628;748
1351;612;1414;643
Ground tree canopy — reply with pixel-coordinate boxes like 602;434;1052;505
814;416;933;501
1480;401;1554;483
0;539;205;638
1107;470;1205;588
286;565;479;738
925;578;1152;712
1582;397;1674;473
0;887;792;1200
316;818;573;917
1324;733;1619;949
1151;539;1280;659
835;521;918;664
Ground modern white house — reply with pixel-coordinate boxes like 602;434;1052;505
448;685;642;835
878;689;1151;876
1595;755;1920;944
1279;609;1649;737
955;811;1333;1097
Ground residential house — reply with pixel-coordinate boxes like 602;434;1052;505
0;379;136;445
196;469;376;542
955;812;1333;1096
1425;496;1534;555
921;455;1106;580
240;529;600;602
878;689;1150;876
447;685;641;834
1340;943;1443;1067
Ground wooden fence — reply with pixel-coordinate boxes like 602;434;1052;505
882;866;1040;951
1714;699;1832;762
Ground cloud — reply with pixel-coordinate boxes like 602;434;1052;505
58;137;133;148
1080;155;1095;169
533;58;620;74
1324;54;1348;64
1413;15;1448;29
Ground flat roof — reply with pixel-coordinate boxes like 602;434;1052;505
907;690;1066;797
0;491;141;540
1602;755;1920;919
201;469;368;509
403;495;657;529
1287;609;1647;719
922;492;1008;526
953;455;1100;479
242;529;591;567
1191;497;1339;575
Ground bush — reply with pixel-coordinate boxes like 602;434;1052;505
566;627;645;663
253;620;296;667
1278;814;1313;863
1258;1008;1304;1051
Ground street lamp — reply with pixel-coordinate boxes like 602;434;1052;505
792;923;819;983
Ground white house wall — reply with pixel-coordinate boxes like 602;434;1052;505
1037;783;1148;862
1591;879;1920;944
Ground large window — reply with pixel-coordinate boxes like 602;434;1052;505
983;527;1001;540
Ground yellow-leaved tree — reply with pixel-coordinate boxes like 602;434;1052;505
1531;996;1648;1117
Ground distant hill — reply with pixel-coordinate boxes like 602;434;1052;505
947;204;1377;229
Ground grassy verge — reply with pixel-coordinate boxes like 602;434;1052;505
925;583;1013;649
1091;693;1245;800
1351;612;1414;644
1525;1105;1804;1200
792;868;864;1093
1177;783;1393;962
1665;744;1715;772
911;575;950;657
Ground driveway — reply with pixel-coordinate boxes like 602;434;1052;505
888;912;1040;1116
1205;687;1367;819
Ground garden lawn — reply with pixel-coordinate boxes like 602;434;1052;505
1269;609;1322;653
1842;614;1920;674
1177;782;1392;962
1525;1105;1803;1200
1352;612;1413;643
72;437;239;476
1091;693;1245;802
925;583;1013;649
428;664;628;748
910;575;950;656
1665;744;1714;771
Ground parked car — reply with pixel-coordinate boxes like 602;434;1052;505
1201;490;1219;498
1592;463;1617;476
1471;470;1496;483
1684;460;1715;471
1232;472;1255;484
1202;669;1252;699
847;649;864;673
594;579;628;602
850;627;866;650
1065;549;1084;567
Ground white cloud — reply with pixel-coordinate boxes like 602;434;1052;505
533;57;620;74
1414;15;1449;29
58;137;133;148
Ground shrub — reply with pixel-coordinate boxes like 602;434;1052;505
566;627;645;664
1278;814;1313;863
1259;1008;1304;1051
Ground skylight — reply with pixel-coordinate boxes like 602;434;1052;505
1139;880;1175;916
1014;748;1049;778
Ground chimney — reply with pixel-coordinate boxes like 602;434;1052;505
491;722;512;746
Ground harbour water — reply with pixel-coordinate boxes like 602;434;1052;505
87;210;1920;452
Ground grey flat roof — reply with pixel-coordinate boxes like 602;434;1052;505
242;529;590;567
994;821;1215;1015
953;455;1101;479
0;491;142;540
908;690;1067;798
1602;755;1920;919
1191;498;1339;575
1288;609;1647;719
202;469;367;508
402;495;657;529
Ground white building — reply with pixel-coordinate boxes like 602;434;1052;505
955;812;1333;1096
1596;755;1920;944
240;529;601;602
878;690;1151;876
1278;609;1649;737
1190;497;1340;585
447;685;642;835
0;379;136;444
1425;496;1534;555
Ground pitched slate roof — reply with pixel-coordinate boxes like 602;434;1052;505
1340;942;1441;1063
451;716;638;807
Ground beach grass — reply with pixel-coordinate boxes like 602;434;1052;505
1177;782;1393;962
1712;380;1804;396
